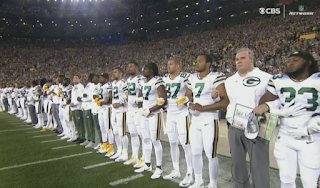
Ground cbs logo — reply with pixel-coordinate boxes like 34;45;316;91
259;7;281;15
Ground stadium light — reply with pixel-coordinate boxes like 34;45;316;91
52;21;54;23
94;24;96;26
108;23;111;25
231;14;234;17
207;20;210;22
37;20;39;22
196;2;199;5
20;19;22;21
157;30;159;33
71;24;73;27
207;9;210;12
186;5;189;8
80;24;82;26
244;11;248;14
176;17;179;20
157;21;159;24
186;14;189;17
196;12;199;15
55;24;57;26
207;0;210;2
62;0;64;2
176;8;179;10
77;0;79;2
141;27;143;30
2;18;5;21
71;0;73;2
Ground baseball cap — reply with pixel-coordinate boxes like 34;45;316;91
289;51;317;64
100;73;109;79
244;112;259;140
142;63;154;70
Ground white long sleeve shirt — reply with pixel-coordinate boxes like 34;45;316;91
71;83;85;111
81;82;96;111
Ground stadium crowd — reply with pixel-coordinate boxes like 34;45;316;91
1;9;320;88
0;5;320;188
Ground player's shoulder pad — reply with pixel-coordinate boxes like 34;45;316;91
311;72;320;79
180;72;190;78
212;72;227;84
155;76;164;83
271;73;286;80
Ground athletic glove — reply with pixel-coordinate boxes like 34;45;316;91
156;98;165;106
287;126;309;139
142;109;150;117
176;96;189;106
307;116;320;134
266;99;306;117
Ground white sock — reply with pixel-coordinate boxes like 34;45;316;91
108;129;114;144
153;140;163;167
37;114;44;126
181;144;193;174
170;142;180;171
114;134;122;152
209;157;219;186
193;154;203;183
281;182;296;188
46;115;53;127
143;138;152;164
122;135;128;150
131;135;140;160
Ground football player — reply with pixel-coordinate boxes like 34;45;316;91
254;51;320;188
124;61;145;167
162;57;193;187
186;54;228;188
110;67;129;162
134;63;167;180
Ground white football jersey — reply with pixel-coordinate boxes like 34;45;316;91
268;72;320;139
62;85;72;105
187;72;226;118
141;76;164;113
163;72;190;114
99;82;112;109
112;79;128;112
127;75;144;111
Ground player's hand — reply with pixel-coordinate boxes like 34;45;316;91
156;98;165;106
211;89;219;99
189;103;203;112
112;103;122;109
275;100;306;117
119;97;127;105
287;126;309;139
138;108;144;115
189;109;200;117
307;116;320;134
253;104;269;115
77;97;82;102
142;109;151;117
70;103;75;108
128;97;136;106
176;96;189;106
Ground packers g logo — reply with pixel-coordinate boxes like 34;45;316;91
243;77;261;87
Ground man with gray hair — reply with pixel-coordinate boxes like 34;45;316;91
224;48;271;188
